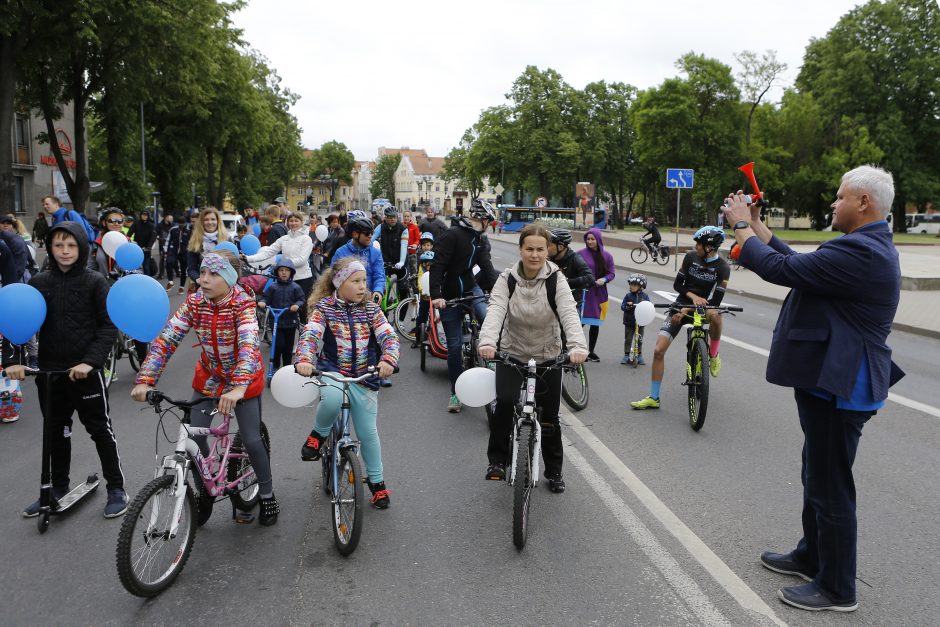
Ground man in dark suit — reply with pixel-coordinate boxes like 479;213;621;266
723;165;904;613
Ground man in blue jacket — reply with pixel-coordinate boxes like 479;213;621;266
330;215;385;303
723;165;904;613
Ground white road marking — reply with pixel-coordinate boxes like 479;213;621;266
563;440;734;627
562;411;788;627
612;290;939;419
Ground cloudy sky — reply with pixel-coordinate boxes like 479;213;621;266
232;0;866;162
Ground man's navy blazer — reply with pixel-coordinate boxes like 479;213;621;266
739;221;904;401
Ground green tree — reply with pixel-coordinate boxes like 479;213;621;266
735;49;787;148
369;153;400;204
309;140;354;209
797;0;940;228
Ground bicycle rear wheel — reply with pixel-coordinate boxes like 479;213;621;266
655;248;670;266
512;422;535;550
228;422;272;511
630;247;648;264
561;364;589;411
393;297;418;341
116;474;196;597
332;447;364;556
688;339;710;431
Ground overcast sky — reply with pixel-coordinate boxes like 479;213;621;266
232;0;866;162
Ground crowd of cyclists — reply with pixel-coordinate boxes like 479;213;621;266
1;195;734;524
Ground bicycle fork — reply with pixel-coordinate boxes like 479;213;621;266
508;365;542;487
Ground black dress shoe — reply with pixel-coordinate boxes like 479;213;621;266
778;583;858;612
759;551;816;582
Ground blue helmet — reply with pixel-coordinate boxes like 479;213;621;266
692;225;725;250
419;231;434;242
418;250;435;262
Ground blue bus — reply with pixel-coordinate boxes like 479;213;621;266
499;206;606;231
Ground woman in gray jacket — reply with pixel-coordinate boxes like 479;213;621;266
477;224;588;493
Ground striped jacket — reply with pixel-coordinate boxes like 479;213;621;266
295;294;400;391
136;285;265;397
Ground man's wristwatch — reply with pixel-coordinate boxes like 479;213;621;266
732;220;750;231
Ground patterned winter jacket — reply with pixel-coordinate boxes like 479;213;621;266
294;294;400;391
136;285;265;398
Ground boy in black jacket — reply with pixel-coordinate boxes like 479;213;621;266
5;222;128;518
258;258;305;371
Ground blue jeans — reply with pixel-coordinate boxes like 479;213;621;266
313;384;383;483
792;389;873;602
439;305;466;395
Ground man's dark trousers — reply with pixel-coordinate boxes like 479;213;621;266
792;389;873;603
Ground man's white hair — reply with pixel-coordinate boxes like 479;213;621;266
841;165;894;218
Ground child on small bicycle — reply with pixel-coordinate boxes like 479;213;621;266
621;273;651;365
410;249;435;346
259;258;305;370
294;257;400;509
131;250;279;526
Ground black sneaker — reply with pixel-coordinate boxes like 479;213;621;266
760;551;816;582
301;431;326;461
368;481;390;509
587;353;600;362
545;472;566;493
104;488;129;518
485;464;506;481
258;494;279;526
778;582;857;612
22;487;69;517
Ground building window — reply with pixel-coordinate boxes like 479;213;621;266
435;184;440;192
14;114;31;164
13;176;24;213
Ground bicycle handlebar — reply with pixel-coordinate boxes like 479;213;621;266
145;390;225;410
297;365;378;386
445;294;489;306
493;351;570;369
0;367;100;378
654;303;743;312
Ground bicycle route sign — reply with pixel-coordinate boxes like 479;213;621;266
666;169;694;189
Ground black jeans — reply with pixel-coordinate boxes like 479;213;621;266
37;373;125;492
487;364;563;477
791;389;873;602
272;326;296;370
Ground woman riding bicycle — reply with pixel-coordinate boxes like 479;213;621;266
477;224;588;493
131;250;279;526
630;225;730;410
294;258;401;509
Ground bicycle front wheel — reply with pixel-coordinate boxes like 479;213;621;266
512;422;535;550
630;247;648;264
257;308;271;345
561;364;589;411
394;297;418;341
116;474;196;597
688;339;710;431
332;448;364;556
228;421;272;511
630;331;640;369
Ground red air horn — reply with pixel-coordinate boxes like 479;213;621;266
736;161;767;206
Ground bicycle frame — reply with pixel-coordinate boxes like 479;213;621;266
508;358;542;487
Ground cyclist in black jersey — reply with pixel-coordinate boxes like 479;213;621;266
631;226;730;409
641;217;662;256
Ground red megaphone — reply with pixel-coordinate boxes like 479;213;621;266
738;161;765;201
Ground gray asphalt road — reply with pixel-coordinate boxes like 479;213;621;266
0;239;937;626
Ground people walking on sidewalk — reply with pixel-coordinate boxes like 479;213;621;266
578;228;615;361
723;165;905;613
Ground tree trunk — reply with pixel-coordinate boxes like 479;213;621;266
38;66;90;214
0;33;19;213
206;146;215;207
217;142;231;208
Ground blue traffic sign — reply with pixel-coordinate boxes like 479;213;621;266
666;169;694;189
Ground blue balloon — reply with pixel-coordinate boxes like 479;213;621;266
239;234;261;256
106;274;170;342
252;224;261;236
214;241;239;255
114;242;144;271
0;284;47;345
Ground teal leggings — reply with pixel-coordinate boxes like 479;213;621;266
313;383;383;483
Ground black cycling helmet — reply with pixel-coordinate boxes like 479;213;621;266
549;228;572;247
383;205;398;218
627;273;647;289
468;199;497;222
348;217;374;235
692;225;725;250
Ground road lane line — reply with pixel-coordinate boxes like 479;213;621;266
563;440;733;627
562;410;788;627
609;290;940;419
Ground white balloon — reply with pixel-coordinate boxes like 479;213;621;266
102;230;127;258
455;367;496;407
634;300;656;326
270;365;319;408
419;272;430;296
315;224;329;242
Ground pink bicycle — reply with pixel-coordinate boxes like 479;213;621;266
115;391;270;597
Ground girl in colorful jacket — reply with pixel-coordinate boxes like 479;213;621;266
131;250;279;526
294;257;400;509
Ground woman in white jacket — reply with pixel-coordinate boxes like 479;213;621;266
477;224;588;493
243;210;315;297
